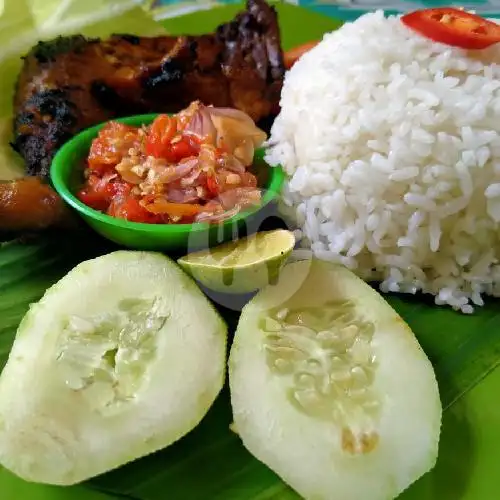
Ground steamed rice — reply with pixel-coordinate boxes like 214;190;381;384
265;11;500;313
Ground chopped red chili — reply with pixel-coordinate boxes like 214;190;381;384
402;8;500;50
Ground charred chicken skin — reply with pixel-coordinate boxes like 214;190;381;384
2;0;284;234
12;0;284;180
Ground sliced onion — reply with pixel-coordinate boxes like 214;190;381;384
180;168;202;187
195;205;241;223
184;106;217;143
115;161;142;184
218;153;246;173
176;100;203;129
167;187;199;204
233;139;256;166
232;187;262;208
198;144;217;172
217;187;262;211
177;157;199;173
150;158;199;184
208;107;267;147
207;109;267;166
218;189;239;210
208;107;255;125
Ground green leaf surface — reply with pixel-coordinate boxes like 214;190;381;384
0;467;117;500
386;294;500;410
0;232;111;368
0;230;498;500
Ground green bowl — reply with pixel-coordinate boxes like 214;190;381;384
50;114;285;251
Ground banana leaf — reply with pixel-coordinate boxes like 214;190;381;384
1;214;499;500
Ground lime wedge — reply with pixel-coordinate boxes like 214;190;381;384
178;230;295;294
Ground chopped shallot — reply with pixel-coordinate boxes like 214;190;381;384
184;105;217;143
78;101;266;224
218;153;246;173
167;187;200;203
195;205;241;223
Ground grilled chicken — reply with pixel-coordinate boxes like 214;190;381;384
12;0;284;180
2;0;284;234
0;177;73;232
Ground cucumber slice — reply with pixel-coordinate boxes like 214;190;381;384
229;259;441;500
0;251;227;485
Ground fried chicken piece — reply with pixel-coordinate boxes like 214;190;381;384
0;178;72;232
12;0;284;180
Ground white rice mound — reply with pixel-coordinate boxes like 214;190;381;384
265;11;500;313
